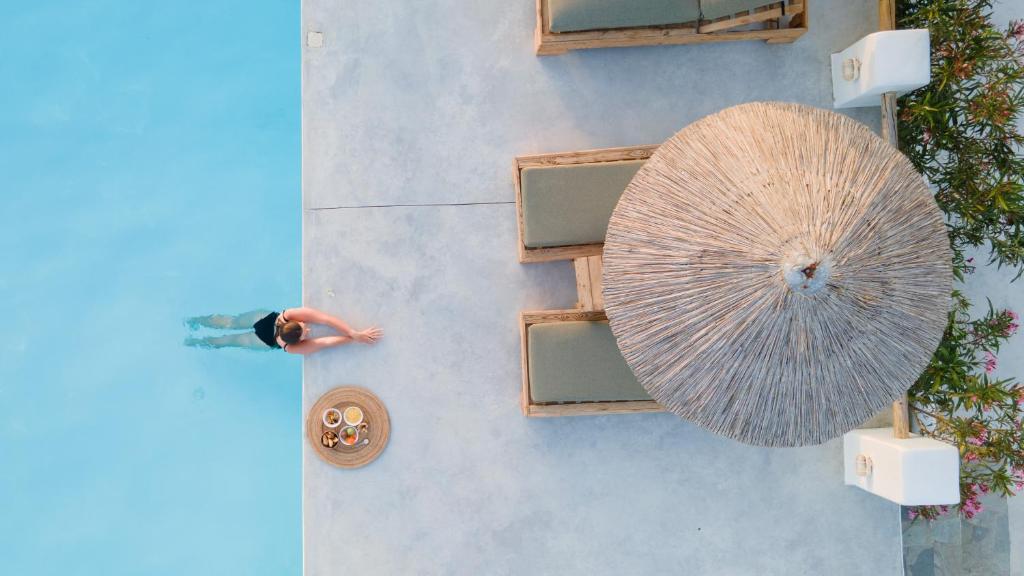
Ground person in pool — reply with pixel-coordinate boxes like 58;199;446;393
185;307;382;354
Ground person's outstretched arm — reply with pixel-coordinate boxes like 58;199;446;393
283;306;382;343
285;336;352;356
283;306;354;336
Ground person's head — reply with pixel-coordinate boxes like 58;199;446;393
277;321;305;345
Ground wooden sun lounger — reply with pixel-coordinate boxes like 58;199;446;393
535;0;807;55
515;146;663;415
519;256;664;417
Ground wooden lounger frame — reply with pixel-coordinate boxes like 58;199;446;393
514;144;658;263
535;0;808;55
520;308;665;417
516;147;662;415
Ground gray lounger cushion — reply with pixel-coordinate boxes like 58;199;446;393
528;321;651;403
700;0;773;21
521;160;644;249
547;0;701;32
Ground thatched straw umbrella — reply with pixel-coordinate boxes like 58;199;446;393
602;102;952;447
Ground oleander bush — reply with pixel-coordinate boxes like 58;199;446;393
897;0;1024;520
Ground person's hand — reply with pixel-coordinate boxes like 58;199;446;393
353;327;383;344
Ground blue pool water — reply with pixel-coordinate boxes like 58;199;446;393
0;2;300;574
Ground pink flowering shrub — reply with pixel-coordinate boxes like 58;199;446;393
908;297;1022;520
899;0;1024;274
899;0;1024;520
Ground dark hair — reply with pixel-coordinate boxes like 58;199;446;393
278;321;304;345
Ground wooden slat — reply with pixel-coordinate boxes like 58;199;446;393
535;1;809;55
879;0;896;31
535;0;564;54
537;26;807;54
519;310;532;415
587;255;604;311
523;309;607;325
573;255;605;311
526;401;664;417
699;2;805;34
521;243;604;263
516;145;659;169
574;257;596;311
879;0;898;146
893;395;910;439
881;93;898;146
513;155;529;263
541;22;699;44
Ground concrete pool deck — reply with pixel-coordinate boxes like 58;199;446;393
302;1;907;573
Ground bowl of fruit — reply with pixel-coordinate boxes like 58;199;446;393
340;426;359;446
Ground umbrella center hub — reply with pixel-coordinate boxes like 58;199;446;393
782;255;831;296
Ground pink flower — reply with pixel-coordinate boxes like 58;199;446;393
964;451;979;462
939;505;950;515
967;429;988;447
1001;311;1020;336
1011;20;1024;41
907;509;918;520
962;492;983;518
984;351;998;374
962;495;984;517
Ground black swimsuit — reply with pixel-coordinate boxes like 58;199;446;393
253;311;287;350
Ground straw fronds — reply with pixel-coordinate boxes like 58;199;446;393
603;102;952;447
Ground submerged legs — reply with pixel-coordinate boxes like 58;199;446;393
184;310;275;351
184;332;269;351
185;310;273;330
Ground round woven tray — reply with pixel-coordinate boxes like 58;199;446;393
306;386;390;469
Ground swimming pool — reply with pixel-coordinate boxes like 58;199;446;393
0;2;300;574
